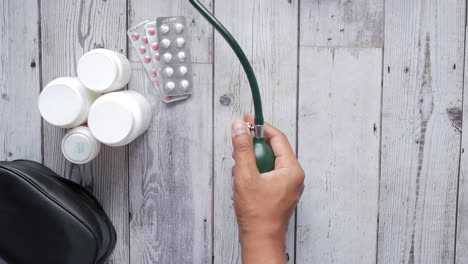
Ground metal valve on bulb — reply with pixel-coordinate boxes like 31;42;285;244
247;123;275;173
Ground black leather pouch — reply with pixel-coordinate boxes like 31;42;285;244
0;160;116;264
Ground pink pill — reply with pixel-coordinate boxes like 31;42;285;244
139;46;146;53
142;36;148;44
165;96;172;100
151;69;157;76
144;55;151;63
148;28;156;36
155;53;160;61
131;33;139;40
152;43;159;50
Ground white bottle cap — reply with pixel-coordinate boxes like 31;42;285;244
38;77;99;128
88;91;152;147
62;126;101;164
77;49;131;93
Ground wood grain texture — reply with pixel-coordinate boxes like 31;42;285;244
128;64;212;264
213;0;298;263
300;0;384;48
128;1;213;263
296;47;381;264
40;1;129;263
378;1;465;263
455;25;468;264
0;0;41;162
297;1;383;263
4;1;468;263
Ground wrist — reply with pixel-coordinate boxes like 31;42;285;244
240;228;286;264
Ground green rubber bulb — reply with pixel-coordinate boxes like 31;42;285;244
253;137;275;173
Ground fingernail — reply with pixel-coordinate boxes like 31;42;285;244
233;120;248;136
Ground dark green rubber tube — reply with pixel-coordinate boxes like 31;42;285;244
189;0;275;173
188;0;263;125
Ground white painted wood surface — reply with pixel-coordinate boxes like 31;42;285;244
456;25;468;264
378;1;465;263
297;0;383;263
213;0;298;263
128;64;213;264
1;0;468;263
127;0;213;263
0;0;41;162
300;0;383;48
297;47;382;263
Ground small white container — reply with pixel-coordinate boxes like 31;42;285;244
88;90;152;147
62;126;101;164
38;77;100;128
77;49;131;93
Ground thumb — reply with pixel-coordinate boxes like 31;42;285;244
231;120;256;170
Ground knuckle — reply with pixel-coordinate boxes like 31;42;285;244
278;131;288;140
233;177;240;189
232;170;242;185
298;168;305;182
232;165;240;177
295;163;305;180
235;139;253;153
280;131;287;138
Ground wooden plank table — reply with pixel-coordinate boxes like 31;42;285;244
0;0;466;263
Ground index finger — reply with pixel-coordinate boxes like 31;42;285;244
243;113;296;160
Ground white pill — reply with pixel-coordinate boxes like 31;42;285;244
163;53;173;63
160;24;170;34
177;52;186;62
161;39;171;48
164;67;174;77
176;38;185;48
175;23;184;33
166;82;176;91
179;66;188;76
180;80;190;90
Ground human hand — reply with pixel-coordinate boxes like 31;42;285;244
231;113;305;264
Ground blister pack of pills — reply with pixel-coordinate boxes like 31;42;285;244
144;22;161;68
128;21;187;103
156;17;194;97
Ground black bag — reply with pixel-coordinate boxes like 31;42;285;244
0;160;116;264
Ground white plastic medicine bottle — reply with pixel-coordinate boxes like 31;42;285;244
38;77;100;128
62;126;101;164
77;49;132;93
88;90;152;147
